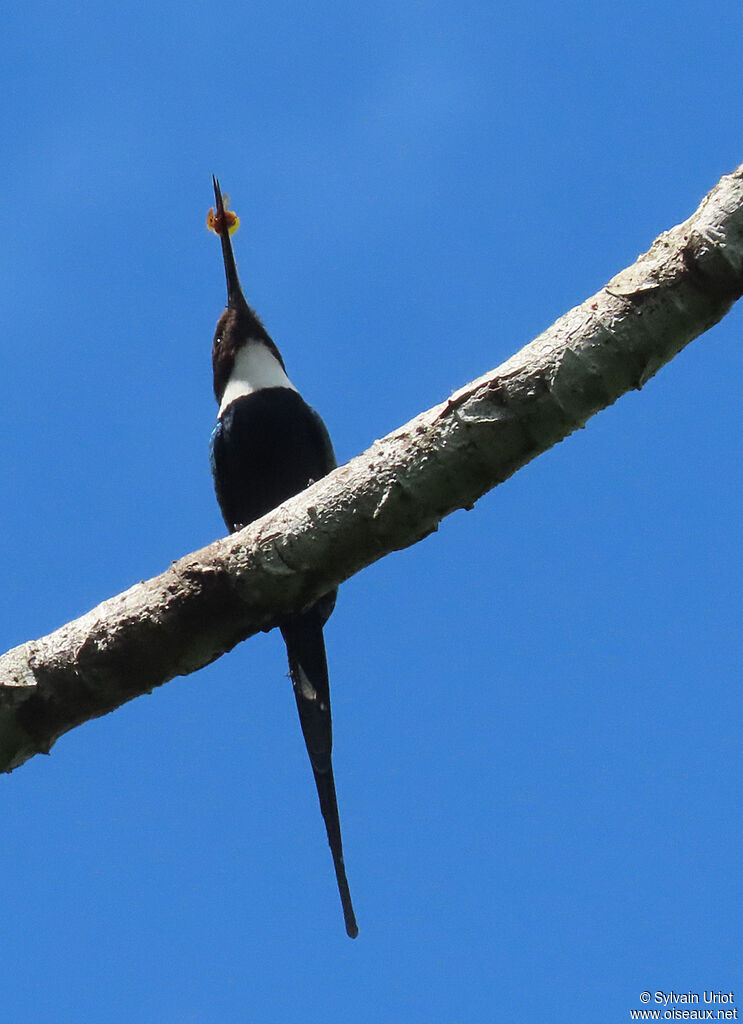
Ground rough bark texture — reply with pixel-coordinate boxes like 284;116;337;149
2;163;742;773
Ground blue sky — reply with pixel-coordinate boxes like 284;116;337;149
1;1;741;1021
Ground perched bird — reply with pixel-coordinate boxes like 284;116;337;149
207;178;358;938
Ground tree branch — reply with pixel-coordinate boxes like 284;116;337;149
2;163;742;773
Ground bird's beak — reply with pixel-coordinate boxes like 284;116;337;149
212;176;247;312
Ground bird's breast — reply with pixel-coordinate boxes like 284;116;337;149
211;387;335;531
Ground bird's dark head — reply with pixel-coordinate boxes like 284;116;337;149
210;177;284;404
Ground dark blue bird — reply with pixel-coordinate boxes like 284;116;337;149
208;178;357;938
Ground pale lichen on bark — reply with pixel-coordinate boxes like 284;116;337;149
1;163;742;772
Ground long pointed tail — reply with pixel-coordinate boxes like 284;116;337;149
280;612;358;939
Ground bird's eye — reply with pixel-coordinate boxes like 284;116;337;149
215;336;222;348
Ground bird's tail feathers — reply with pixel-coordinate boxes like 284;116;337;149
281;615;358;939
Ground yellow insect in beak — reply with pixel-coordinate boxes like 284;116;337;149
207;194;240;236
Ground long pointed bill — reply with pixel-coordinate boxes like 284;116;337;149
212;176;247;312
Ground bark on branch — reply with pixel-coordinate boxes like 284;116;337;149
2;163;742;773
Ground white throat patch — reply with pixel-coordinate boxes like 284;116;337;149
219;341;297;417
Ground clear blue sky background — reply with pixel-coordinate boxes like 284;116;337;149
1;2;741;1021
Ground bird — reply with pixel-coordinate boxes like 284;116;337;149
207;177;358;939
